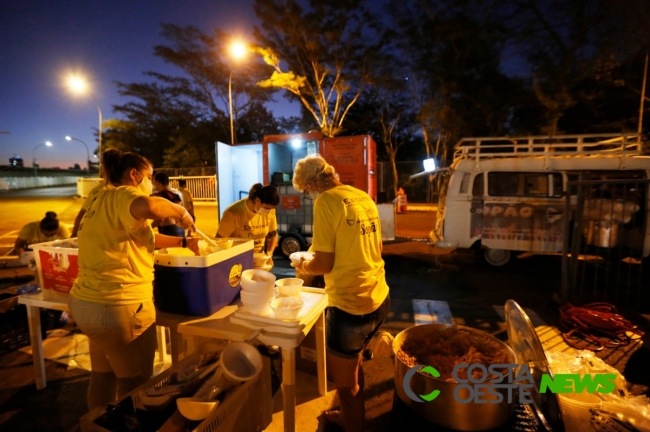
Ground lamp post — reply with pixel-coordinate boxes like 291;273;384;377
32;141;52;177
66;136;91;176
67;76;103;177
228;41;247;144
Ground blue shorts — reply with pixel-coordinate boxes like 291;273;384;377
325;295;390;359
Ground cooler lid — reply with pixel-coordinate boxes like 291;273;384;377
505;300;564;432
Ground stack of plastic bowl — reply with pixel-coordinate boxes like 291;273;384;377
276;278;303;297
240;269;276;314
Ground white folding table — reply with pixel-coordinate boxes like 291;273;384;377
17;289;188;390
177;287;328;432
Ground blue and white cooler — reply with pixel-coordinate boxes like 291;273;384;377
153;239;253;316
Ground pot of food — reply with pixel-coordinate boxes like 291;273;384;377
393;324;516;431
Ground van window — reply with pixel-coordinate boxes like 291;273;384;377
472;173;484;196
487;172;562;197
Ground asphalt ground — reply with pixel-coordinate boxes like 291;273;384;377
0;186;648;431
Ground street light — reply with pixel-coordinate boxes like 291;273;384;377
66;75;103;177
32;141;52;177
228;41;247;144
66;136;91;177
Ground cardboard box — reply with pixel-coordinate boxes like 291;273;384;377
31;238;79;293
153;239;253;317
295;322;334;382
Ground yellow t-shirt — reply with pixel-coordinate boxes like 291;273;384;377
80;183;110;212
70;186;155;305
19;222;70;246
216;198;277;253
311;185;389;315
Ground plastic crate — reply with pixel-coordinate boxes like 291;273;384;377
31;238;79;293
80;343;272;432
153;239;253;317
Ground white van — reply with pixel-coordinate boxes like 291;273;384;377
433;133;650;265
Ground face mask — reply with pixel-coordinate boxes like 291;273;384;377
257;207;271;216
137;175;153;195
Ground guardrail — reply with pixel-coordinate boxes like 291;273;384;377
0;176;78;191
76;175;217;201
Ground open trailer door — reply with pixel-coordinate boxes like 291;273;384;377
215;141;263;220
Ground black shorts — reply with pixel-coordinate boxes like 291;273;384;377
325;295;390;359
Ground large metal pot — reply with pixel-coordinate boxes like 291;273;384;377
393;324;516;431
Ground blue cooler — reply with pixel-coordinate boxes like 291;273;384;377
153;239;253;316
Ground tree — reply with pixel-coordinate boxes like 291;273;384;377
110;24;283;167
498;0;650;135
387;0;518;165
252;0;382;137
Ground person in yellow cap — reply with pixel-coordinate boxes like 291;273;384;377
291;153;390;432
68;148;199;410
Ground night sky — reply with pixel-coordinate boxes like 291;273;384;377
0;0;299;169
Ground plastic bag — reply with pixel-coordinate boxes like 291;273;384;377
546;349;650;430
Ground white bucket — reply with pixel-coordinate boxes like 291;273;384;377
558;392;601;432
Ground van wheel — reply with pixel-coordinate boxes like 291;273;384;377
280;233;306;257
483;248;512;267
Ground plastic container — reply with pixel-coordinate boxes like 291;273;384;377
220;342;264;383
270;297;304;320
240;269;276;293
153;239;253;316
558;392;601;432
177;397;220;421
289;251;314;266
276;278;303;297
32;238;79;293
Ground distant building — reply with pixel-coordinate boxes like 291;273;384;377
9;156;23;167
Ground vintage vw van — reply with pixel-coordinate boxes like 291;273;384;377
433;134;650;265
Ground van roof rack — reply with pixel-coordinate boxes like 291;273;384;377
453;133;646;163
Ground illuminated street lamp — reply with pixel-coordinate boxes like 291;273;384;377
66;136;91;176
32;141;52;176
228;41;247;144
66;75;103;177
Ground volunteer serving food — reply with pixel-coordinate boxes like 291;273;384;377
291;154;390;432
216;183;280;266
14;211;71;257
68;149;200;410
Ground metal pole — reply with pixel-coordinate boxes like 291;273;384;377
229;71;235;144
32;143;43;177
638;53;649;142
67;137;91;177
87;92;103;177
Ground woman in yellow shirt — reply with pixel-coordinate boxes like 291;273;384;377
216;183;280;263
14;212;71;257
69;148;199;410
291;154;389;432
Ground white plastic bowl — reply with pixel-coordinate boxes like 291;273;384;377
176;397;220;421
242;269;276;284
253;253;270;268
276;278;303;297
289;251;314;266
270;297;304;320
241;278;275;291
240;290;274;304
220;342;264;383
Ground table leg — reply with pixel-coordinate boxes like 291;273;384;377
26;305;46;390
156;326;167;362
315;311;327;396
168;326;184;366
281;347;296;432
